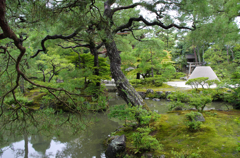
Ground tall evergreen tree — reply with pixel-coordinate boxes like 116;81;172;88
1;0;239;107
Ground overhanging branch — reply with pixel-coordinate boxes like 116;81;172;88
112;3;142;14
31;28;81;58
113;16;193;34
57;43;90;49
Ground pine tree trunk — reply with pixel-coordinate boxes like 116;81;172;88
101;1;146;106
89;42;100;87
20;76;25;93
136;73;141;79
24;132;28;158
102;30;145;106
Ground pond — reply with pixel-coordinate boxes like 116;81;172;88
0;93;233;158
0;112;119;158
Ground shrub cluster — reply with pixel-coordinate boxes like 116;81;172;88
130;76;167;87
185;111;203;131
108;105;162;154
167;91;213;112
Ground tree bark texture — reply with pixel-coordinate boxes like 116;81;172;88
104;36;144;106
102;1;145;106
136;73;141;79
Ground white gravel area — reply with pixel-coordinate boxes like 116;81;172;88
166;81;217;89
104;81;218;89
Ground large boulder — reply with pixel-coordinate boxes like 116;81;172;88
192;113;205;122
152;98;160;101
138;92;146;99
165;91;171;98
180;77;187;80
156;91;163;96
146;89;154;94
105;135;126;158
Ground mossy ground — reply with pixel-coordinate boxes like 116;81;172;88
135;83;189;92
115;110;240;158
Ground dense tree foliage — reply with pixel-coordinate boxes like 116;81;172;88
0;0;239;116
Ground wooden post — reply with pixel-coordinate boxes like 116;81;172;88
188;63;192;78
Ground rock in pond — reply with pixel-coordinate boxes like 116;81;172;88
145;97;150;100
156;91;163;96
165;91;171;97
105;135;126;158
152;98;160;101
146;89;154;94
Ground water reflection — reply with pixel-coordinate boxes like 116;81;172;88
145;99;170;113
0;93;233;158
0;113;118;158
1;136;66;158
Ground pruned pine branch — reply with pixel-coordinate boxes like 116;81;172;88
47;89;77;113
57;44;90;49
31;28;81;58
17;16;39;24
58;41;103;50
129;28;141;41
0;1;86;116
114;16;193;34
96;42;104;50
112;3;142;14
0;46;7;54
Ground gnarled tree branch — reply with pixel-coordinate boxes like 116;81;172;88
31;28;81;58
112;3;141;14
113;15;193;34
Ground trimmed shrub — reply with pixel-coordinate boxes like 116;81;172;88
185;111;203;131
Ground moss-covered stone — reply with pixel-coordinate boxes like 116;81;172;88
24;89;47;110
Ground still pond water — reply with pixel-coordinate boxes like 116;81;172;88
0;94;231;158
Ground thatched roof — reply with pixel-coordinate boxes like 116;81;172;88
188;66;220;81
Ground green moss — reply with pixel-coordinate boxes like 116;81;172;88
24;89;47;109
135;83;188;92
114;110;240;157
